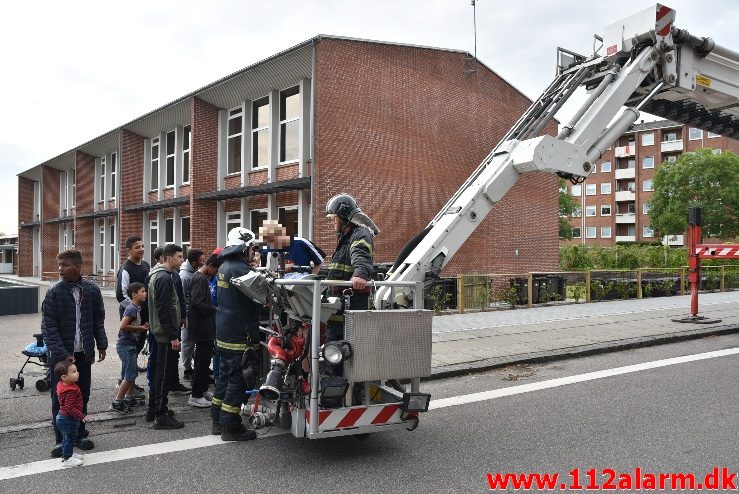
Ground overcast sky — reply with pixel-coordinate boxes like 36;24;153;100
1;0;737;235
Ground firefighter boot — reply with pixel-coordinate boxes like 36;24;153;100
221;423;256;441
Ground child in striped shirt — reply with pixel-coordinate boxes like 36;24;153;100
54;360;87;467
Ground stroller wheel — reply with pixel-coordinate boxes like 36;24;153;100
36;379;49;392
9;378;16;390
17;377;24;390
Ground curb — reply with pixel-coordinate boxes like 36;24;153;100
426;323;739;381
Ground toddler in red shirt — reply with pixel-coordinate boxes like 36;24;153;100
54;360;87;467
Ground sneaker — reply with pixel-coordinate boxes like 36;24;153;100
110;400;133;415
170;382;191;395
75;438;95;451
183;369;193;381
146;408;175;422
51;443;62;458
188;395;211;408
153;414;184;430
124;397;146;408
203;391;213;401
61;456;83;467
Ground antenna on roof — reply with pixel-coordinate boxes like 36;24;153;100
471;0;477;60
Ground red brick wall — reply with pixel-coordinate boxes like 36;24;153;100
41;166;61;276
190;97;220;253
75;151;96;275
249;170;267;186
313;39;558;275
17;177;35;276
224;175;241;189
276;164;299;181
119;130;145;265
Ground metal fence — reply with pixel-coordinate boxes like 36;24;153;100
449;265;739;313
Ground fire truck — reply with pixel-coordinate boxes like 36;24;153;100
234;4;739;439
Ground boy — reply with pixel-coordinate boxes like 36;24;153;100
54;360;87;467
112;282;149;414
186;254;222;407
43;249;107;458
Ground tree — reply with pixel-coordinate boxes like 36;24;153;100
647;149;739;240
558;178;580;239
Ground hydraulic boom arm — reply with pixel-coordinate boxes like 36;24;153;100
376;4;739;308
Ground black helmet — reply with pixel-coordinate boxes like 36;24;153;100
326;193;359;221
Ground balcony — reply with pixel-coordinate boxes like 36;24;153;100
615;145;635;157
615;213;636;224
661;140;684;153
615;190;636;202
615;235;636;242
615;168;636;180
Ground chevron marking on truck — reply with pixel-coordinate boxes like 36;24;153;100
305;404;403;430
655;5;675;37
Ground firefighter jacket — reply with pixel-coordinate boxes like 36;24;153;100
147;264;182;344
326;225;374;283
215;255;260;351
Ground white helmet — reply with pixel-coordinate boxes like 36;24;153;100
220;227;257;258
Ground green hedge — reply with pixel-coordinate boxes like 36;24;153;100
559;244;739;271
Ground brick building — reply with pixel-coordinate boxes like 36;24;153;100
562;120;739;247
17;36;559;280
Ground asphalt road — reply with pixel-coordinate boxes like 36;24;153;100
1;332;737;493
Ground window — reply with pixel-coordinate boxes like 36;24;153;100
181;217;190;257
585;184;596;195
666;155;677;163
643;179;654;191
110;153;117;199
226;212;242;232
166;130;176;187
600;226;612;238
280;86;300;163
663;132;677;142
252;98;269;169
627;203;636;214
585;227;597;238
600;183;611;194
601;205;611;216
688;127;703;140
278;206;299;239
149;220;158;264
627;159;636;169
643;202;651;214
150;137;160;191
707;131;720;138
642;156;654;169
60;172;68;213
227;108;243;175
165;218;174;244
571;185;582;196
98;222;105;271
182;126;191;183
601;161;611;172
571;207;582;218
109;222;116;271
98;157;106;202
585;205;596;217
641;133;654;146
712;148;722;155
71;169;75;207
643;226;655;237
250;209;267;232
572;227;581;238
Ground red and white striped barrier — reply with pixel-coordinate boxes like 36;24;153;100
306;404;404;431
695;245;739;259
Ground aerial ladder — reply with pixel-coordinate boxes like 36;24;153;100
376;3;739;308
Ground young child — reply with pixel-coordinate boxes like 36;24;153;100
112;282;149;414
54;360;86;467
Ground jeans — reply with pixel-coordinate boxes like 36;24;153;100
152;341;179;417
50;352;90;445
55;413;80;460
147;331;158;407
181;326;194;372
192;339;214;398
117;343;138;382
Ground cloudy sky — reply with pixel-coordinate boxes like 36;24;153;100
2;0;737;235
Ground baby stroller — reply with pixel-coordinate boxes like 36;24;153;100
9;333;50;392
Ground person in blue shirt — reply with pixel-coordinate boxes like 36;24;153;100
258;220;324;278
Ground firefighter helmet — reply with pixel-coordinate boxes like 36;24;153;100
326;193;359;220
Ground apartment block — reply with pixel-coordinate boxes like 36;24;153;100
17;36;560;280
563;120;739;247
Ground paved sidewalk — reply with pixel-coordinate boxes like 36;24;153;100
430;291;739;377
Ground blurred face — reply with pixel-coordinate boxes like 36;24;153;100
264;231;290;249
62;364;79;384
129;241;145;262
58;259;82;282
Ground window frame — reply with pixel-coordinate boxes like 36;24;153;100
643;179;654;192
110;152;117;200
279;86;300;164
663;131;678;142
643;202;651;214
98;157;106;202
571;184;582;196
572;227;581;239
688;127;703;140
164;218;174;244
643;225;655;238
181;216;190;257
600;226;612;238
149;219;158;265
600;205;611;216
227;107;243;175
641;133;654;146
585;183;596;196
150;137;160;192
98;222;105;272
585;205;597;217
642;156;654;169
165;130;176;188
226;211;242;232
707;131;720;138
251;98;270;170
182;125;191;184
600;182;612;195
109;222;116;272
585;227;597;239
600;161;611;173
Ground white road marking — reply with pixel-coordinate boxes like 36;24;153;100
1;347;738;481
430;347;739;409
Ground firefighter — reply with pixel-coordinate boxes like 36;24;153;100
324;194;380;376
210;227;261;441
